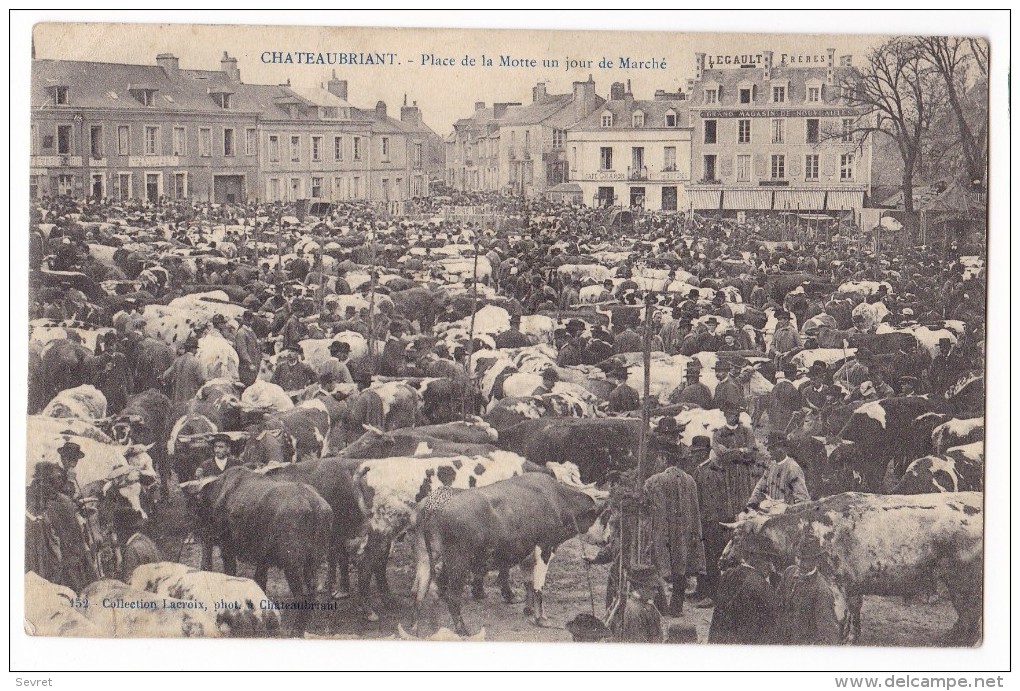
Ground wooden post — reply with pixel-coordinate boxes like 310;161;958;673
367;226;378;369
636;292;654;485
462;244;480;421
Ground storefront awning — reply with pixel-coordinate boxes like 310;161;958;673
774;190;827;210
825;190;865;211
723;189;773;210
688;189;721;210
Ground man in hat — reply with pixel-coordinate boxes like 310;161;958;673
643;436;706;617
800;361;835;412
556;331;583;367
775;536;844;645
380;321;408;377
659;308;690;356
160;336;205;404
271;347;317;393
747;433;811;508
765;363;804;434
712;360;746;411
607;367;640;413
322;341;355;384
768;310;802;363
195;434;244;479
668;361;713;409
583;325;614;365
494;314;530;350
613;323;642;355
280;301;307;352
926;337;958;397
898;376;919;396
234;311;263;387
533;367;558;396
711;402;757;461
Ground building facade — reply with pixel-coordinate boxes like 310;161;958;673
499;78;602;197
567;82;692;211
686;49;873;214
31;55;435;204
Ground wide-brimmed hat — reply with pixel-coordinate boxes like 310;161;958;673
690;435;712;450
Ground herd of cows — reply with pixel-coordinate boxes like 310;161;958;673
25;195;986;646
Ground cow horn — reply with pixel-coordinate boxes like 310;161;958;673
362;424;384;435
719;521;742;529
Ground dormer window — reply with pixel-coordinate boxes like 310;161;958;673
213;93;232;109
601;111;613;128
703;82;721;104
772;85;787;103
664;110;677;127
632;110;645;128
128;85;159;107
52;86;69;105
805;79;824;103
739;87;752;104
321;107;338;119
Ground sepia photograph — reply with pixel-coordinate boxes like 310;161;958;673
11;10;1009;678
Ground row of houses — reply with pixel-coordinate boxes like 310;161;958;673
30;53;444;204
446;48;874;213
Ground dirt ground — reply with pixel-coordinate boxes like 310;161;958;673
151;489;958;647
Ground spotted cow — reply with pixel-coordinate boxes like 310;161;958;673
721;492;983;645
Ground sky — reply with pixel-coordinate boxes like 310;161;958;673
32;20;890;136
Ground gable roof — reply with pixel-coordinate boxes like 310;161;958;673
570;98;690;131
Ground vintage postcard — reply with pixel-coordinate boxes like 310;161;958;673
21;18;993;659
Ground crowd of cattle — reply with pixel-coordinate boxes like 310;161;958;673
26;193;985;645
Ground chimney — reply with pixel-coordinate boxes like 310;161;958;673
401;98;422;126
695;53;706;80
572;74;597;121
327;70;348;100
532;82;548;103
762;51;773;80
156;53;179;75
475;101;486;111
375;100;388;119
221;51;240;82
610;82;625;100
827;48;837;84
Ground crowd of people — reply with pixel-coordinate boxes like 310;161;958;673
27;188;986;642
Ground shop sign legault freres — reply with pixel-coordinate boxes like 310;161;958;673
705;53;830;68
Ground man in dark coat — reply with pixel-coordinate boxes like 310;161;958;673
712;361;746;411
607;367;640;413
493;314;530;349
708;554;780;644
776;539;846;645
668;361;713;409
234;311;263;387
195;434;245;479
643;449;706;617
271;347;317;392
160;336;204;405
380;321;408;377
765;363;803;434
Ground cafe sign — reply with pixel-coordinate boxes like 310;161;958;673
695;108;860;119
581;171;626;182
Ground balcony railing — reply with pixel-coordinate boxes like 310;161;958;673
628;165;648;181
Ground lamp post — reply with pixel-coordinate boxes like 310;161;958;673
74;111;88;201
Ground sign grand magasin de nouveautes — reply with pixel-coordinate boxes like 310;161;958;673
694;108;860;118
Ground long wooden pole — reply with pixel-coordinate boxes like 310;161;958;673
462;245;480;422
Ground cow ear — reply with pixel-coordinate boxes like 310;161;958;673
719;521;741;530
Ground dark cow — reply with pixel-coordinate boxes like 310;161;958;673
721;492;983;645
391;286;448;333
497;418;643;484
243;400;332;464
832;397;946;492
340;426;496;459
416;378;484;424
40;339;101;404
340;383;422;445
847;331;918;355
180;467;333;599
413;473;606;635
893;445;984;494
125;337;175;394
106;388;172;501
261;457;370;599
239;425;298;468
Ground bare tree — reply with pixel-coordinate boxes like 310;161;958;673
918;36;989;187
832;37;946;211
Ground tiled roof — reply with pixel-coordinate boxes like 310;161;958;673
32;60;269;113
570;97;689;130
689;65;859;108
